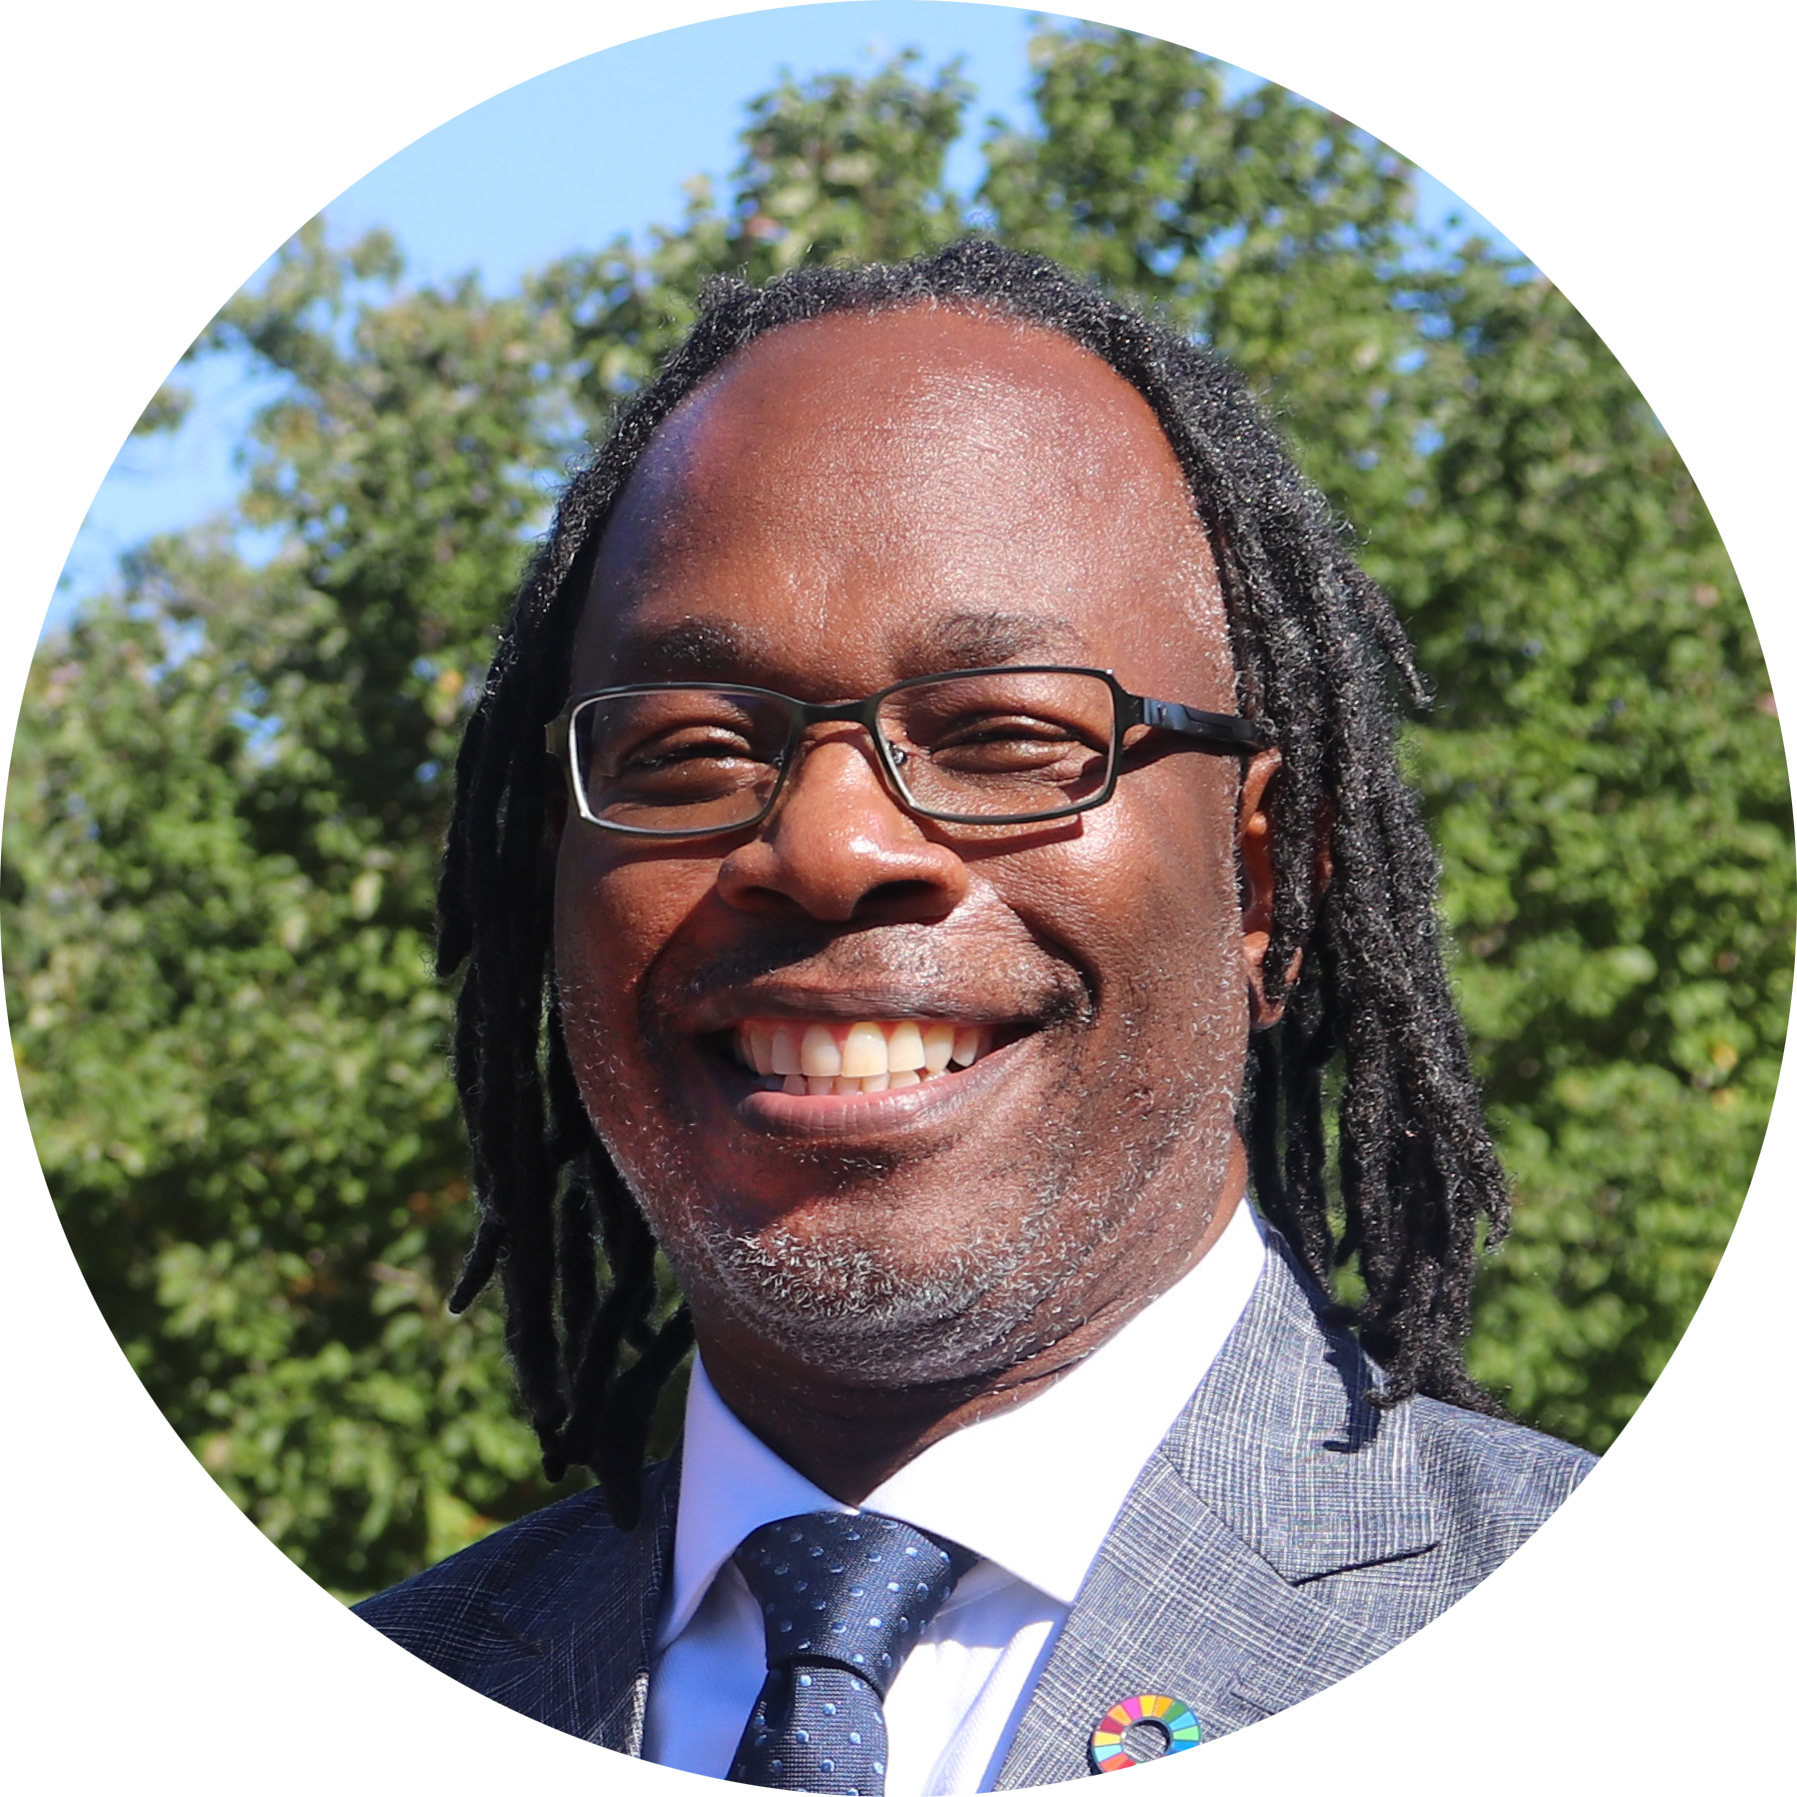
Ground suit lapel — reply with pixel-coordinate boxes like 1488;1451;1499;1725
995;1238;1440;1787
478;1455;680;1753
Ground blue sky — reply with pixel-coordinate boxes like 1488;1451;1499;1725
55;3;1511;633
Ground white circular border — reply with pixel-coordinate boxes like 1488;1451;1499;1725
4;3;1790;1788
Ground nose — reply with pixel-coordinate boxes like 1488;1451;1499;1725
714;727;971;923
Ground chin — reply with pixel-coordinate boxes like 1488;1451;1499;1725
668;1211;1075;1387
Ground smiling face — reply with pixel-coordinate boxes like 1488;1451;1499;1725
554;305;1273;1411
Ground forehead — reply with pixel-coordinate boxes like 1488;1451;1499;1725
574;306;1231;702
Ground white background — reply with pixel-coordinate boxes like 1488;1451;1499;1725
3;2;1790;1790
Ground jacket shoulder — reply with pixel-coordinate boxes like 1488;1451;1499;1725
1160;1233;1597;1642
353;1485;623;1675
1272;1390;1596;1645
1408;1396;1596;1579
353;1461;676;1747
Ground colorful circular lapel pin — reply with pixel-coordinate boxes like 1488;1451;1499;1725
1088;1694;1203;1772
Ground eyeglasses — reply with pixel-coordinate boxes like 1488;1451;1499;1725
546;665;1270;839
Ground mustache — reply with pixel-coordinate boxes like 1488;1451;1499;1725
645;920;1094;1026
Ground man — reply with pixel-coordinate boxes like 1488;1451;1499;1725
357;242;1592;1790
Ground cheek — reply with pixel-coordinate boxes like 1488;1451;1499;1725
1014;759;1244;1016
553;838;705;1088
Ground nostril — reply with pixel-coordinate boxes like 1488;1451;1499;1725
856;878;951;917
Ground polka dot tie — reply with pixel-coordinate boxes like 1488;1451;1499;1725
728;1511;977;1796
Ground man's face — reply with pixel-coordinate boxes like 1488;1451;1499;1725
555;306;1267;1394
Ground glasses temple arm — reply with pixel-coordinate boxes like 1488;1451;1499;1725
1135;693;1271;752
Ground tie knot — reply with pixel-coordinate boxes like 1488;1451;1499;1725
734;1511;973;1697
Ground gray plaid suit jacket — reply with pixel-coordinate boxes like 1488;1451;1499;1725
355;1234;1593;1782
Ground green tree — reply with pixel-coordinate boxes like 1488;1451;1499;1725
6;26;1785;1597
4;223;582;1597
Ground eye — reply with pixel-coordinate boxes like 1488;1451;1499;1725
936;711;1078;742
924;711;1103;772
615;725;768;772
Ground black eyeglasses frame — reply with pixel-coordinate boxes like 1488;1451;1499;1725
544;664;1272;839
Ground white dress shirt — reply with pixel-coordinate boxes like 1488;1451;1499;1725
642;1197;1267;1796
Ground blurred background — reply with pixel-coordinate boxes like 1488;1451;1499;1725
5;6;1787;1602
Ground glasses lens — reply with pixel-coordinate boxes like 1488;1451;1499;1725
571;688;791;833
878;671;1117;821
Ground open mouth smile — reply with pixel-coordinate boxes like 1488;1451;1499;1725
726;1017;996;1095
686;1006;1030;1137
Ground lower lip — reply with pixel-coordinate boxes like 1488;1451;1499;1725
718;1037;1031;1139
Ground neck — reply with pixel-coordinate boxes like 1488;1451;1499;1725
695;1171;1244;1505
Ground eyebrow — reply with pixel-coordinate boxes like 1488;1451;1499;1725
892;610;1092;675
604;617;776;683
599;608;1093;688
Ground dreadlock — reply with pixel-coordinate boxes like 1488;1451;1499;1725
437;239;1510;1527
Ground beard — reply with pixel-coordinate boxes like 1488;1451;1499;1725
676;1174;1079;1386
615;1042;1239;1390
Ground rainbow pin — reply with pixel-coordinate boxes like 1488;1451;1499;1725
1087;1694;1204;1773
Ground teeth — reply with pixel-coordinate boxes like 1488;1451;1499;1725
735;1017;994;1089
840;1021;888;1078
800;1024;842;1078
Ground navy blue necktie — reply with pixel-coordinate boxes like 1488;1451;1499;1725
728;1511;977;1796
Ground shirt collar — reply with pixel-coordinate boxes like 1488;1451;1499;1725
659;1356;849;1648
658;1196;1267;1646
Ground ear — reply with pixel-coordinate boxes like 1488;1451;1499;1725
1237;747;1286;1027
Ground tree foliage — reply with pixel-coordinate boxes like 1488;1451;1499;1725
7;25;1786;1598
